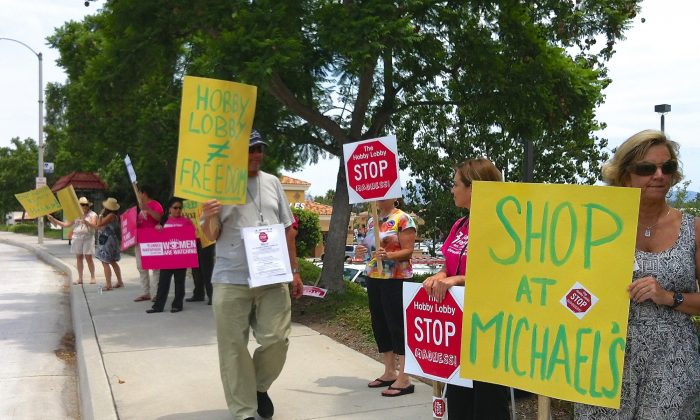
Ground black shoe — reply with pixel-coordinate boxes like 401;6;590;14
185;297;204;302
146;309;162;314
257;391;274;418
244;418;255;420
207;299;212;305
170;307;182;313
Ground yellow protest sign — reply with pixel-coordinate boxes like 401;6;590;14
14;186;62;218
460;182;640;408
183;200;215;248
175;75;257;204
56;185;81;222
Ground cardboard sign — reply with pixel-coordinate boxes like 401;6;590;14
302;285;327;298
137;225;199;270
460;182;639;408
120;206;138;251
56;185;81;222
342;135;401;204
14;186;62;218
174;75;257;204
182;200;215;248
403;282;472;387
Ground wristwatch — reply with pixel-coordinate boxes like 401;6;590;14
671;291;684;308
292;268;300;274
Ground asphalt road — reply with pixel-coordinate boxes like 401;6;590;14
0;242;79;419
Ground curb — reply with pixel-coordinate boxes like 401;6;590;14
0;236;118;420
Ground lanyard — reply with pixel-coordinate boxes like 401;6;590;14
246;176;264;224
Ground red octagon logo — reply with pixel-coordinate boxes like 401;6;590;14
566;288;591;313
258;232;268;243
406;287;463;379
347;140;398;200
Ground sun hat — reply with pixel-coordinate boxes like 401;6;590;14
249;130;268;147
78;197;92;205
102;197;120;211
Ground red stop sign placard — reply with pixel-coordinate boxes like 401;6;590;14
566;288;591;313
405;287;463;379
343;137;400;203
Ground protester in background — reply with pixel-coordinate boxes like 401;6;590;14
133;184;163;302
575;130;700;419
185;202;215;305
355;198;417;397
201;129;304;420
422;158;510;419
47;196;97;285
147;197;194;314
86;197;123;291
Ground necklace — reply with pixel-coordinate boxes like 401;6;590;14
643;207;671;237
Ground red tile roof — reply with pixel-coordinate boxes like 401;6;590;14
279;175;311;186
298;200;333;216
51;171;108;192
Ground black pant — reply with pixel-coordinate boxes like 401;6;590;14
366;277;405;354
446;382;511;420
191;241;214;300
152;269;186;311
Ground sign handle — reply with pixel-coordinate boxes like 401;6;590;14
132;182;143;209
537;395;551;420
433;381;445;420
371;202;383;275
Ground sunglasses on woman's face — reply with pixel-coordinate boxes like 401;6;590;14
80;203;89;207
631;160;678;176
171;206;182;210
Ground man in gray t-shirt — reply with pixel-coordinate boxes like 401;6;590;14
202;130;303;420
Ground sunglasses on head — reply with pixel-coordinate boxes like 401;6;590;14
249;144;265;153
631;160;678;176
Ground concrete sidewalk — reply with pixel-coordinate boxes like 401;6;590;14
0;232;433;420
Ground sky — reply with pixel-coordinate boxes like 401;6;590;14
1;0;699;197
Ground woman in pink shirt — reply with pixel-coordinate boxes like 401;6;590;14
422;158;510;420
147;197;194;314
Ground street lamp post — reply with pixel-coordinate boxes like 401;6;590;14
0;37;45;244
654;104;671;132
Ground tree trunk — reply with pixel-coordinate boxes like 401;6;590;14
319;159;352;292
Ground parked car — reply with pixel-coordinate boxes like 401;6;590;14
343;263;367;288
321;245;361;263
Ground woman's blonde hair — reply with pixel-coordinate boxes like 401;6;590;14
455;157;503;185
601;129;682;187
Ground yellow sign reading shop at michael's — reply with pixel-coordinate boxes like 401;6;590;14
14;186;62;218
460;182;640;408
175;75;257;204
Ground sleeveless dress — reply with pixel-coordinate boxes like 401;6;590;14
575;213;700;419
95;217;121;263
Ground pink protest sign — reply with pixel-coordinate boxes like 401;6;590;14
120;206;138;251
137;225;199;270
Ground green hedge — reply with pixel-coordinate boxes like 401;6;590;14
8;224;37;234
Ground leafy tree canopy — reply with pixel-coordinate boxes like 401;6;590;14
44;0;642;290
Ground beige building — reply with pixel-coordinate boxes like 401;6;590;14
280;175;337;257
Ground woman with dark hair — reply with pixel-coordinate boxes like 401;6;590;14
422;157;511;420
575;130;700;419
355;197;417;397
147;197;194;314
86;197;123;290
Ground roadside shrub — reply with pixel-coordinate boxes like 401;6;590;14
0;224;9;231
9;224;37;235
298;258;321;285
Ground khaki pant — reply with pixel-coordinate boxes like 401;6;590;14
135;246;159;296
213;282;291;420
